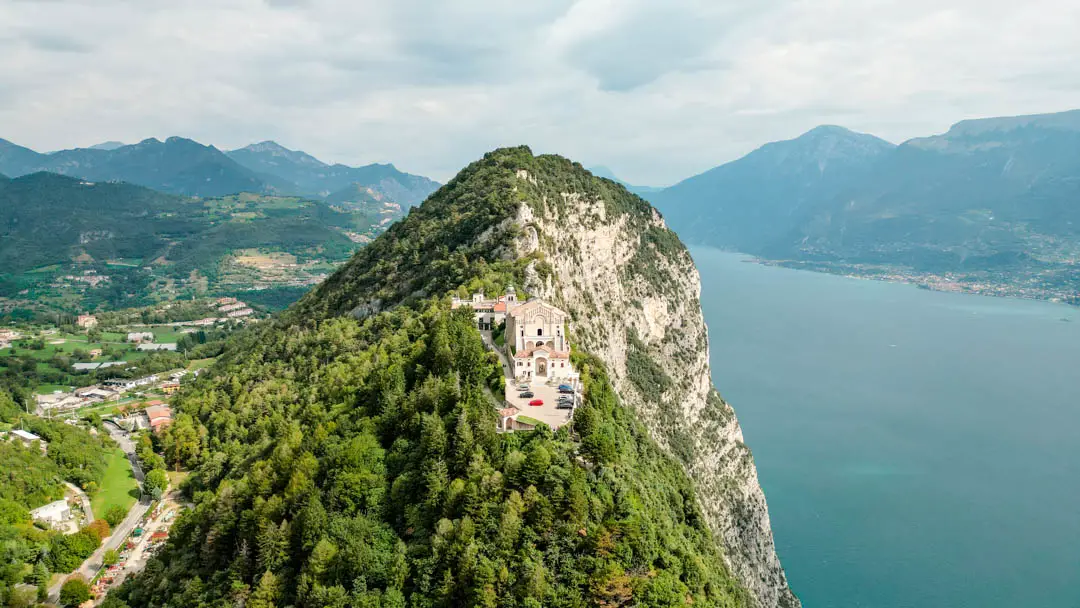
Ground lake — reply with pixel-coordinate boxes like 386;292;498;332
692;247;1080;608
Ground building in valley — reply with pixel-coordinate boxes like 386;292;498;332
507;298;576;381
126;332;154;343
145;403;174;433
77;314;98;328
30;500;72;528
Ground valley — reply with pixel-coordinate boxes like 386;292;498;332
0;141;440;318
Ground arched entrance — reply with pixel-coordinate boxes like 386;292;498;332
536;357;548;377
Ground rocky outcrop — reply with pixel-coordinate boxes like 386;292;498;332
510;170;799;608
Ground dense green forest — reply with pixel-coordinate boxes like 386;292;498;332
107;148;750;607
0;390;113;605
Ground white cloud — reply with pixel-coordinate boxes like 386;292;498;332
0;0;1077;184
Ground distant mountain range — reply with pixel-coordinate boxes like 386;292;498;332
588;165;663;196
648;109;1080;301
0;136;440;205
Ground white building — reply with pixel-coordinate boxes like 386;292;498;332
11;429;44;447
507;299;576;381
127;332;154;343
137;343;177;351
30;500;71;528
451;287;519;331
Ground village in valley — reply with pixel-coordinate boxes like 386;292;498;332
452;287;582;433
0;297;263;605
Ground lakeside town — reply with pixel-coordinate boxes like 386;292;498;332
756;258;1080;308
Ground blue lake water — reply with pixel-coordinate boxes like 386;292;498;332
692;247;1080;608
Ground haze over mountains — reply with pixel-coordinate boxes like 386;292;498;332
0;136;440;204
648;109;1080;300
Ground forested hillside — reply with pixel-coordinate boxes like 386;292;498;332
0;174;395;315
0;391;115;605
106;148;767;608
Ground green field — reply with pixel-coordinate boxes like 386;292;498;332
91;448;139;518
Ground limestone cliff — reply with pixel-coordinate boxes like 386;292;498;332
303;146;799;607
508;167;799;608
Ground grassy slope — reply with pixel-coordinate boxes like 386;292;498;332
91;447;138;517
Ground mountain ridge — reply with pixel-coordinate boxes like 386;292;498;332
111;146;798;608
0;136;440;205
648;108;1080;302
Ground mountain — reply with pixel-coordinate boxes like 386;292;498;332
0;137;441;205
0;173;403;314
109;147;797;608
650;125;895;252
649;110;1080;301
589;165;663;195
227;140;441;207
0;137;274;197
88;141;125;151
788;111;1080;271
0;138;44;173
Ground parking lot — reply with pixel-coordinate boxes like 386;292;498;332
504;380;575;429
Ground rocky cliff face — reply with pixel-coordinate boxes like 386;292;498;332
508;168;799;608
300;147;799;607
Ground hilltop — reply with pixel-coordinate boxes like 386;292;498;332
107;147;798;608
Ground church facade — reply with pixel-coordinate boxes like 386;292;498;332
507;299;575;381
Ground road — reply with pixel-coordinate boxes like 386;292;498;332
479;330;514;380
48;425;147;603
65;482;94;523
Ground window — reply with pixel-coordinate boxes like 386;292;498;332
537;328;543;336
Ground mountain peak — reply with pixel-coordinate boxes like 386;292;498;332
230;140;327;168
87;141;124;151
944;108;1080;137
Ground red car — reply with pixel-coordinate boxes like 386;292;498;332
528;399;543;406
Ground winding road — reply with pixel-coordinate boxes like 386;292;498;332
47;425;147;603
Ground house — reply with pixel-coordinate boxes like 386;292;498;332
34;393;85;414
218;302;245;313
137;343;177;351
507;298;576;381
77;314;98;328
226;308;254;318
104;378;137;391
127;332;154;343
451;286;517;331
160;381;180;394
192;317;218;326
11;429;44;448
216;297;238;306
30;500;71;528
0;329;21;342
145;404;173;433
89;348;103;358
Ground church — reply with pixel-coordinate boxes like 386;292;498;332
507;298;575;381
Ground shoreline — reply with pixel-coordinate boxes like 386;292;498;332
739;256;1079;309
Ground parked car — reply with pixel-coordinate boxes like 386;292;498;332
519;391;534;398
558;384;573;392
556;402;573;410
517;384;529;391
528;399;543;406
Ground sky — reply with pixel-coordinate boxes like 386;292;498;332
2;0;1079;185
